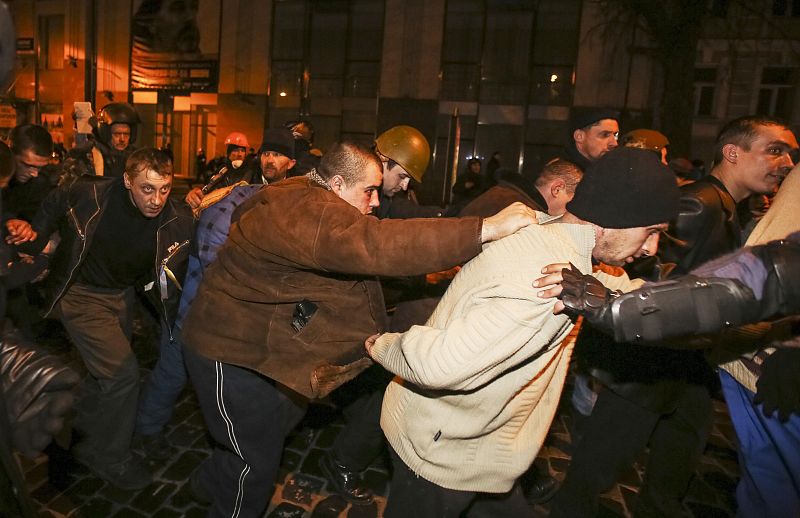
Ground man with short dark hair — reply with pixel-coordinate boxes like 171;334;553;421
21;148;193;490
562;107;620;171
182;141;537;517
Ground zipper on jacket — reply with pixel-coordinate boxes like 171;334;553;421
46;184;101;316
155;215;180;340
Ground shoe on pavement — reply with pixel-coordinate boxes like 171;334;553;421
188;466;212;505
133;431;174;461
522;470;560;505
73;447;152;491
319;451;374;504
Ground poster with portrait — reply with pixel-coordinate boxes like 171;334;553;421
130;0;220;91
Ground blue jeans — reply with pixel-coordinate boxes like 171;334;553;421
719;370;800;518
135;323;187;436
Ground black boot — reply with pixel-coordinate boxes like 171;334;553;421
319;451;374;504
521;465;560;505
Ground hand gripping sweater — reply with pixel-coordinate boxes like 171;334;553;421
372;218;639;493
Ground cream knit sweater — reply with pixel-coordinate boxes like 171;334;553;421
372;219;639;493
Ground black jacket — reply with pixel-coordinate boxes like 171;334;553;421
26;176;194;329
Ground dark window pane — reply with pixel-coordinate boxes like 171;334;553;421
441;63;480;101
697;85;715;116
273;1;305;60
775;88;794;119
529;66;574;106
709;0;729;17
757;88;773;115
443;0;483;63
270;61;303;103
762;67;793;84
483;11;533;80
773;0;787;15
694;67;717;82
309;10;347;76
349;0;384;61
532;0;581;64
344;62;379;98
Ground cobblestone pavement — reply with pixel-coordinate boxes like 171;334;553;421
21;317;740;518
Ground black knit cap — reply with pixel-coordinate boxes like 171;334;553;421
566;147;680;229
258;128;295;159
570;107;619;132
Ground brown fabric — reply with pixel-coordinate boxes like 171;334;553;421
182;176;483;398
459;181;547;217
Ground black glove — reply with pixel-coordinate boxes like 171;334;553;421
1;330;80;457
559;264;615;327
754;347;800;422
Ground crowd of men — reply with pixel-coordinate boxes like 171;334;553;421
0;100;798;518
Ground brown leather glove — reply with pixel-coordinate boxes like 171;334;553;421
1;330;80;458
560;263;615;326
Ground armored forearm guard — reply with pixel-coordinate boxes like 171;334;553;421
603;276;757;343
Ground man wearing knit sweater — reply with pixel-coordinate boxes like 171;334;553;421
366;147;681;517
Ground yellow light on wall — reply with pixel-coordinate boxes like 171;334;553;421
550;74;558;83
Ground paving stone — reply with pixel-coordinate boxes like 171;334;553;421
314;424;341;449
346;500;379;518
310;494;348;517
130;481;178;513
75;497;114;516
169;421;207;449
97;482;137;505
31;482;61;505
702;471;737;495
282;473;325;506
110;507;148;518
281;449;303;473
152;508;184;518
45;492;83;515
64;476;105;500
286;428;316;452
160;450;205;482
300;448;328;478
267;502;307;518
184;505;210;518
169;481;204;509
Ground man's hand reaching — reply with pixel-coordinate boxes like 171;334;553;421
480;202;537;243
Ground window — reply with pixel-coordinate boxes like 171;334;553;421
39;15;65;70
693;67;718;117
756;67;796;119
709;0;729;17
269;0;384;149
772;0;800;17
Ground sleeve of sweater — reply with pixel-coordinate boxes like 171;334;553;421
369;286;562;391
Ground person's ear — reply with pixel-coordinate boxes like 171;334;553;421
123;172;132;189
329;174;345;196
550;179;565;198
722;143;739;164
573;129;585;144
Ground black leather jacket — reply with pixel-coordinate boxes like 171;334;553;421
660;175;741;275
26;176;194;330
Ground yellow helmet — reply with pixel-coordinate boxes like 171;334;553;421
375;125;431;183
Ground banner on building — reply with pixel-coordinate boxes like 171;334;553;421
130;0;220;92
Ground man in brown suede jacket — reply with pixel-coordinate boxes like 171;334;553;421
181;141;536;517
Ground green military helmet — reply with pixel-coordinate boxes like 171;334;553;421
375;125;431;183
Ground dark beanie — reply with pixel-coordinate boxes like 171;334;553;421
566;147;680;228
570;107;619;132
258;128;295;159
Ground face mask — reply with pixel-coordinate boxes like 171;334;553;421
231;159;243;169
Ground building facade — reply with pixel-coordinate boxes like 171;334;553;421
3;0;799;204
